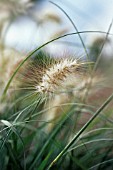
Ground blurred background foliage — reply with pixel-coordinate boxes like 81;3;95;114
0;0;113;170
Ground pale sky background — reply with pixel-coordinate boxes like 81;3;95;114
5;0;113;56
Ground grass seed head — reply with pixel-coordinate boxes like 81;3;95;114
35;58;86;95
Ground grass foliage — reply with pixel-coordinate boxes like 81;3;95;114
0;1;113;170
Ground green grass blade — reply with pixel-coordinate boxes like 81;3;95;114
50;1;90;64
29;108;75;170
2;31;112;100
38;151;52;170
47;93;113;169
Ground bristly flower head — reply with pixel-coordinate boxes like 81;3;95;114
36;59;75;93
16;52;89;100
34;57;86;96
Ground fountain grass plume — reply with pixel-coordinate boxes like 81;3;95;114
17;54;89;99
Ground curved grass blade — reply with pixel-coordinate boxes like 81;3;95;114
47;92;113;169
50;1;90;65
93;18;113;72
67;138;113;153
1;120;26;170
2;31;113;100
38;151;52;170
5;141;23;169
93;19;113;72
29;107;75;170
89;158;113;170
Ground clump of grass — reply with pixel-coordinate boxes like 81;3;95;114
0;1;113;170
